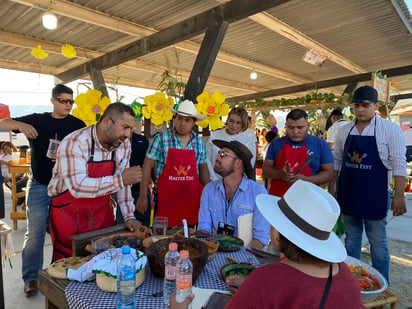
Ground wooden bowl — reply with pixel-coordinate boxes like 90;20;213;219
142;235;171;251
147;238;208;282
86;226;148;253
204;240;219;260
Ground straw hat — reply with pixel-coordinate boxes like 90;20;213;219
256;180;347;263
169;99;206;121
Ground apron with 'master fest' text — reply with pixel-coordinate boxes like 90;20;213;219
156;131;203;227
337;120;388;219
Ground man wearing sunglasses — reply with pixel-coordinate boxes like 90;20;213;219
0;84;85;297
197;140;270;249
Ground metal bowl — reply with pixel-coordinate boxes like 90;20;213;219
345;256;388;302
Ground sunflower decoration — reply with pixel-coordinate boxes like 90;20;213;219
61;44;77;59
72;89;111;126
195;91;229;130
142;92;174;128
131;99;143;121
31;45;48;60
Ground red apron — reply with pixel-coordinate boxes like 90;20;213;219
156;131;203;227
50;129;116;261
269;138;312;197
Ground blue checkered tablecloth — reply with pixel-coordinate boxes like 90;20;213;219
65;247;258;309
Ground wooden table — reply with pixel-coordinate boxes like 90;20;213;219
8;164;30;230
38;270;69;309
364;289;400;308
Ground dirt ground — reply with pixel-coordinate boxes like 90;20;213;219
361;238;412;309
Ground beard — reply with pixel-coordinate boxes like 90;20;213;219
214;159;236;177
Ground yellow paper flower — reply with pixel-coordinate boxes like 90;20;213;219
142;92;174;128
72;89;111;126
195;91;229;130
61;44;77;58
31;45;48;60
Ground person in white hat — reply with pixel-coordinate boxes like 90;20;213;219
136;100;210;227
224;180;364;308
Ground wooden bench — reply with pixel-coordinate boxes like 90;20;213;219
364;289;400;309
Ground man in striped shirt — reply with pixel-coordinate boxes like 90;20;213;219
48;102;143;260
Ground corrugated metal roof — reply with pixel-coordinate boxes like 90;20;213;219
1;0;412;109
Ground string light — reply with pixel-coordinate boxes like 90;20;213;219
250;71;257;80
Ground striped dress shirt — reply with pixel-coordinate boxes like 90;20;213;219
48;126;135;222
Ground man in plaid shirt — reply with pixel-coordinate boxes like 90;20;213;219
136;100;210;227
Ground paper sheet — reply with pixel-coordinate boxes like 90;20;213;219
237;213;253;246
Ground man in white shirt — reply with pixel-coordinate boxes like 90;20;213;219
331;85;407;282
326;109;347;150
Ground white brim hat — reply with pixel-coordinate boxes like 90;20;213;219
256;180;347;263
169;99;206;121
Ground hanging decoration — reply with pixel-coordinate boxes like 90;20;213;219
31;45;48;60
131;99;143;121
142;92;174;128
231;92;349;110
61;44;77;58
195;91;229;130
72;89;111;126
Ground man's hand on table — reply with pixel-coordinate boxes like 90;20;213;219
169;291;194;309
121;166;143;185
124;218;141;232
225;275;245;295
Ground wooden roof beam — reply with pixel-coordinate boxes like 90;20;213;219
55;0;292;83
12;0;314;85
227;64;412;102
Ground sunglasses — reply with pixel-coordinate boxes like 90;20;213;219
55;97;75;105
218;150;238;159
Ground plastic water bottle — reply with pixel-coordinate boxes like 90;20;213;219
175;250;193;306
117;246;136;309
164;242;180;305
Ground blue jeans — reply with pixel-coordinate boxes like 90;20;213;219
21;179;50;283
343;214;389;282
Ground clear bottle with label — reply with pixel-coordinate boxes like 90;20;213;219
117;245;136;309
175;250;193;306
163;242;180;305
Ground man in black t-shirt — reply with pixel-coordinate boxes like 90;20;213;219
0;84;85;297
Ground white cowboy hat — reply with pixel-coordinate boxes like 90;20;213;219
169;99;206;121
256;180;347;263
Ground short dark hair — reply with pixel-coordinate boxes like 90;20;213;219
52;84;73;98
330;109;343;117
265;130;278;143
100;102;135;122
286;109;308;121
